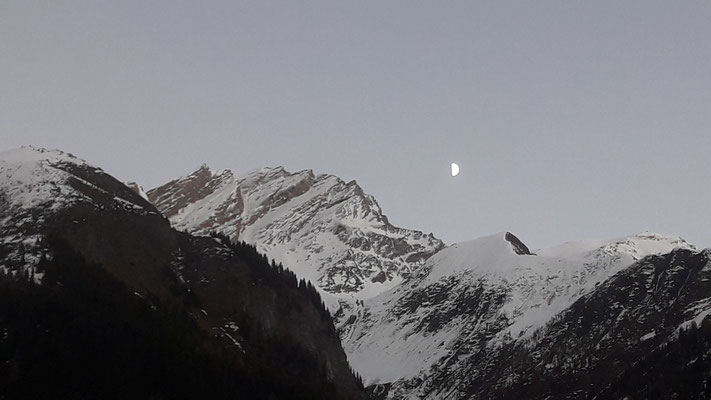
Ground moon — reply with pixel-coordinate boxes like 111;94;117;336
450;162;460;177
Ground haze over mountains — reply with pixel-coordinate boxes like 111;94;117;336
3;146;711;399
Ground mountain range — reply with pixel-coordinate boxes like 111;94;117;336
2;146;711;399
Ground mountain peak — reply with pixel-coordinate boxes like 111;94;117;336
1;146;156;217
264;165;285;172
0;146;95;212
630;231;694;248
244;165;286;177
424;230;695;286
148;165;445;302
0;146;86;165
424;232;532;282
185;163;214;178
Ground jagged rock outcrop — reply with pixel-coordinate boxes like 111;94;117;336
148;165;444;303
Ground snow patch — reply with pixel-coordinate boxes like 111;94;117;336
678;297;711;331
640;331;656;341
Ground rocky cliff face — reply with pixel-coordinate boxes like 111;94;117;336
0;147;365;400
147;165;444;304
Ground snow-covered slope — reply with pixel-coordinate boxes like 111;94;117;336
0;146;156;280
472;247;711;400
0;146;152;214
0;147;90;212
341;231;696;395
425;231;695;339
147;165;444;304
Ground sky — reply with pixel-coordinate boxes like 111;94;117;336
2;1;711;249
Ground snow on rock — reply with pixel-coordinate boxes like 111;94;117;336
340;231;697;388
424;232;531;282
0;146;91;212
424;231;695;339
0;146;153;282
1;146;155;216
678;296;711;331
148;165;444;306
126;181;149;201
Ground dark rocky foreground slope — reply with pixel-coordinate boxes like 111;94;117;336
0;147;365;399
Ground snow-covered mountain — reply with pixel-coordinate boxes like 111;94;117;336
0;146;157;281
0;147;147;213
341;231;697;398
0;147;367;399
147;165;444;305
458;247;711;399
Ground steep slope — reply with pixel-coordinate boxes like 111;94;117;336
470;248;711;399
147;165;444;304
347;232;696;398
0;147;365;399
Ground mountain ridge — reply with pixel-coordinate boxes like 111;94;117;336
339;230;697;391
147;163;444;305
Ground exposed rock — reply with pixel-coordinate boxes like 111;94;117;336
147;166;444;302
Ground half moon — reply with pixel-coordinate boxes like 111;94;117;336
451;162;460;177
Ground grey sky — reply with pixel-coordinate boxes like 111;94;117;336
2;1;711;248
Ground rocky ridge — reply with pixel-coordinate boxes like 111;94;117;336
147;165;444;305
